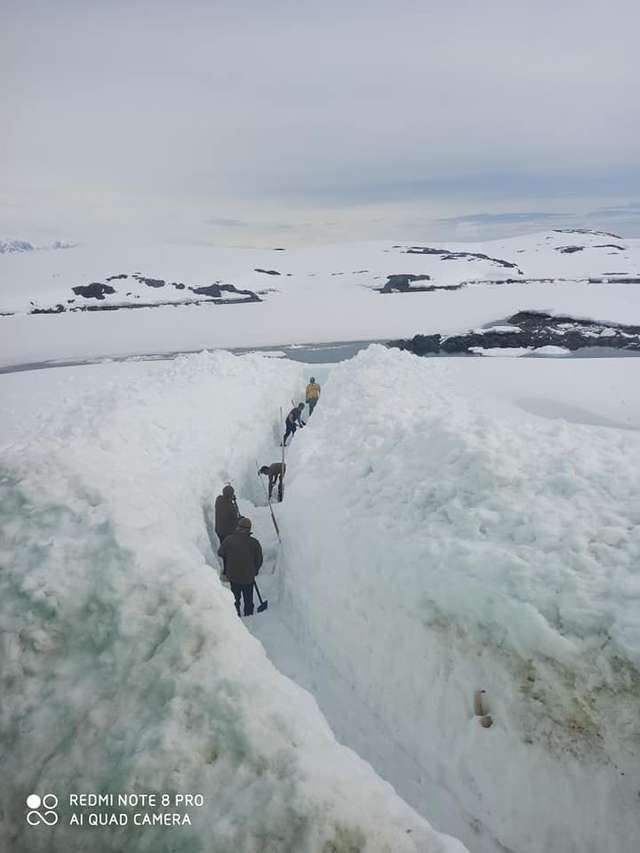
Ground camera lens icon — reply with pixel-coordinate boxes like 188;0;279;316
26;793;59;826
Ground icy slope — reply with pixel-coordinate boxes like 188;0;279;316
0;239;76;255
0;352;466;853
1;230;640;365
276;346;640;853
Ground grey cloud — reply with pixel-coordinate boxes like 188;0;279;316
589;202;640;219
437;212;569;226
2;0;640;244
205;217;250;228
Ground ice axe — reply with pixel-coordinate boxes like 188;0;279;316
254;581;268;612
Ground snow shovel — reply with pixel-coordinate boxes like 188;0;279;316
254;581;268;612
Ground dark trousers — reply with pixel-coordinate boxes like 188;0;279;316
268;476;284;502
307;399;317;415
283;423;296;445
231;582;254;616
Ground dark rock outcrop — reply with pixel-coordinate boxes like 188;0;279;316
31;304;66;314
399;245;522;273
133;276;165;288
71;283;116;300
553;228;622;239
106;274;128;281
388;311;640;356
381;274;432;292
254;268;281;276
189;282;260;302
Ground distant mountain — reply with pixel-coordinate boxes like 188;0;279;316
0;239;76;254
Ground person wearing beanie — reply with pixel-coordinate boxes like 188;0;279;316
217;516;264;616
282;403;305;447
214;483;239;548
305;377;321;415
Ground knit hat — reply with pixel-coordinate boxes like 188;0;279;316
238;517;252;530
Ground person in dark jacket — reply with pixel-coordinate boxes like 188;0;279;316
214;484;239;547
282;403;305;447
259;462;286;502
217;517;263;616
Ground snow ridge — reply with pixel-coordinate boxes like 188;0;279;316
0;239;76;254
277;345;640;853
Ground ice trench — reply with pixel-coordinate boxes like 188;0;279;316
3;348;640;853
3;352;469;853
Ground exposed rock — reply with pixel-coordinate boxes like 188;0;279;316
189;282;260;302
133;276;166;288
381;274;432;293
66;295;259;312
106;273;128;281
553;228;622;239
254;268;281;276
557;246;584;253
71;283;116;300
400;245;522;272
31;304;66;314
388;311;640;356
594;244;627;251
189;283;223;297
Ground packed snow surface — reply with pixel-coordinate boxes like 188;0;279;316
0;352;466;853
1;230;640;365
263;347;640;853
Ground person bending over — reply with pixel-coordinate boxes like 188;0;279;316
259;462;286;502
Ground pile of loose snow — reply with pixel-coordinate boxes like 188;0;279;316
276;346;640;853
0;352;466;853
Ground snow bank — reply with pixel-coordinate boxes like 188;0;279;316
0;352;466;853
277;346;640;853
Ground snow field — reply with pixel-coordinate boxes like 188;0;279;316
2;230;640;367
275;346;640;853
0;352;466;853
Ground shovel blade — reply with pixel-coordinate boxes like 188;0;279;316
257;600;268;612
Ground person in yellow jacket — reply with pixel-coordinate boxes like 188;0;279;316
305;377;321;415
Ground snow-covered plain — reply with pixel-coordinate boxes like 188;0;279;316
0;352;467;853
1;230;640;366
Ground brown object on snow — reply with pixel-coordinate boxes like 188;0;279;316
473;689;493;728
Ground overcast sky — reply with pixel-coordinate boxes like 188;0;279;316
2;0;640;246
